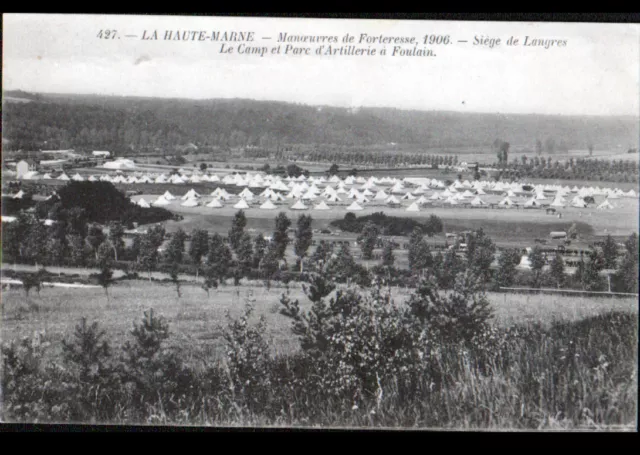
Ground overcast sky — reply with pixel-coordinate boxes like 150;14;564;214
3;14;639;116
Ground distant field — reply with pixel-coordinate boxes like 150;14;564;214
3;281;637;364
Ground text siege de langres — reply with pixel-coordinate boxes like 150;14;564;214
135;30;569;56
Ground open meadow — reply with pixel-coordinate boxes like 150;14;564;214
3;280;637;365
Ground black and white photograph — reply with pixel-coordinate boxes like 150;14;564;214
1;14;639;430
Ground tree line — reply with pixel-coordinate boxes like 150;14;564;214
4;203;637;295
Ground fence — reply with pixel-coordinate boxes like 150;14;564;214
499;287;638;298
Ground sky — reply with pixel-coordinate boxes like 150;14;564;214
3;14;640;116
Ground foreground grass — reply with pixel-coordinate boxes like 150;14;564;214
2;280;637;364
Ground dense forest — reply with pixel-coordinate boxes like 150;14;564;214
3;90;638;154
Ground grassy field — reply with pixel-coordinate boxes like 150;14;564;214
3;281;637;364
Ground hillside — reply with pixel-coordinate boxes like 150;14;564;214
3;90;638;154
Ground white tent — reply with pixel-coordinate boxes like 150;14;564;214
386;195;400;205
406;202;420;212
625;189;637;198
346;201;364;211
475;188;486;195
137;198;151;208
597;200;614;210
498;197;514;207
460;190;474;199
163;191;176;200
238;188;255;200
446;197;459;205
57;173;70;181
314;201;331;210
270;192;287;202
374;190;389;201
181;198;199;207
430;192;443;200
290;199;308;210
182;189;201;200
206;199;223;208
470;196;487;206
571;198;587;208
233;199;250;209
416;196;429;205
325;193;342;203
259;199;277;210
12;190;25;199
401;192;416;200
524;198;541;207
301;190;318;200
550;199;566;208
42;173;53;179
152;196;171;206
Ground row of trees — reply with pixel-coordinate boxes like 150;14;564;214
246;148;461;168
493;155;638;184
4;199;637;295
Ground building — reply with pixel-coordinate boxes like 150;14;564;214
92;151;111;157
16;159;36;178
550;231;568;240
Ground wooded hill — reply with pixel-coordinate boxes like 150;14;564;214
3;90;638;154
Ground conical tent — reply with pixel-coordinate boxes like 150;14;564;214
346;201;363;211
163;191;176;200
57;173;70;181
401;192;416;200
406;202;420;212
181;198;199;207
182;189;200;200
374;190;388;200
314;201;331;210
550;198;565;208
498;197;514;206
597;200;614;210
524;198;540;207
386;195;400;204
153;196;170;206
416;196;429;205
259;199;277;210
470;196;486;206
206;199;223;208
234;199;250;209
290;200;308;210
270;192;286;202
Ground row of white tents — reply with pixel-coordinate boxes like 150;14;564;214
13;167;639;200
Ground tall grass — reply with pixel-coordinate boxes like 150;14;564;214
2;309;636;429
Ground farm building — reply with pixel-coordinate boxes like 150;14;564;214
550;231;568;240
92;151;111;157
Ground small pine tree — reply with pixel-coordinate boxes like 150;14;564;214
188;229;209;280
272;212;291;261
381;242;395;267
294;215;314;272
228;210;247;253
549;252;566;288
357;221;379;260
601;235;619;270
